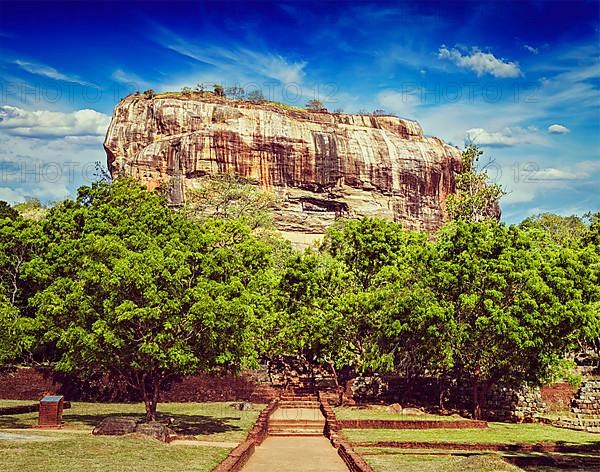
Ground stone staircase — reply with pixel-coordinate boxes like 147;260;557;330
267;417;326;436
267;392;325;437
278;393;320;409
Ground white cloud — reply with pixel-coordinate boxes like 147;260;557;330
523;44;539;54
0;106;110;139
536;161;600;180
153;27;307;85
437;46;521;78
465;126;545;147
548;124;570;134
0;131;106;203
13;59;81;83
111;69;150;89
0;181;71;204
377;90;421;119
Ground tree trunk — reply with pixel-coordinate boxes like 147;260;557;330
139;374;160;422
144;398;157;422
472;379;490;420
325;359;343;406
472;378;482;420
438;377;445;411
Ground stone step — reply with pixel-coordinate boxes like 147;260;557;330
268;426;324;432
278;402;320;408
280;396;318;402
268;431;324;437
269;420;325;427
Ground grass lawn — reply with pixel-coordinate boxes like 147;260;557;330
357;447;600;472
0;431;229;472
343;422;600;446
0;401;263;443
356;448;522;472
334;405;464;421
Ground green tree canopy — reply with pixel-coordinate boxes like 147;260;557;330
31;179;273;420
520;212;588;248
0;201;19;221
445;144;504;222
429;220;599;418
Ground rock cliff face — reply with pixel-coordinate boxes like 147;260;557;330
104;93;463;243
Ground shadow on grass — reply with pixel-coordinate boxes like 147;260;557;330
0;415;37;429
61;412;244;436
505;451;600;470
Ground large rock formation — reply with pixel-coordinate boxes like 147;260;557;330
104;93;463;244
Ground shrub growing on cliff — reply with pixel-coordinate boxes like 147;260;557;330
246;90;265;103
306;99;324;111
30;179;272;421
213;83;225;97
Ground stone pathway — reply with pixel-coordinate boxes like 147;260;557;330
241;405;348;471
0;431;61;441
241;436;348;472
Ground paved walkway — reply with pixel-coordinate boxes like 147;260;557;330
270;408;325;421
241;436;348;472
241;406;348;471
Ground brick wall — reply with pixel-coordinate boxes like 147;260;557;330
540;382;575;412
0;367;278;403
0;367;62;400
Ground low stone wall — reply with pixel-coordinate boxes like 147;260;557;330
571;380;600;416
335;439;374;472
212;399;278;472
319;394;373;472
338;419;487;429
212;439;255;472
484;385;547;422
245;399;279;446
350;441;600;453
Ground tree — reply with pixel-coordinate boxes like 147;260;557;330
31;179;272;421
246;90;265;103
0;294;24;364
213;84;225;97
306;99;324;111
270;251;368;400
0;216;41;365
445;144;505;222
225;86;245;99
429;220;598;418
373;109;386;115
0;216;42;306
520;213;588;248
182;174;278;231
584;212;600;248
272;218;432;400
321;218;416;290
13;197;47;221
0;201;18;220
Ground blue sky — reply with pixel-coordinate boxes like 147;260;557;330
0;0;598;223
